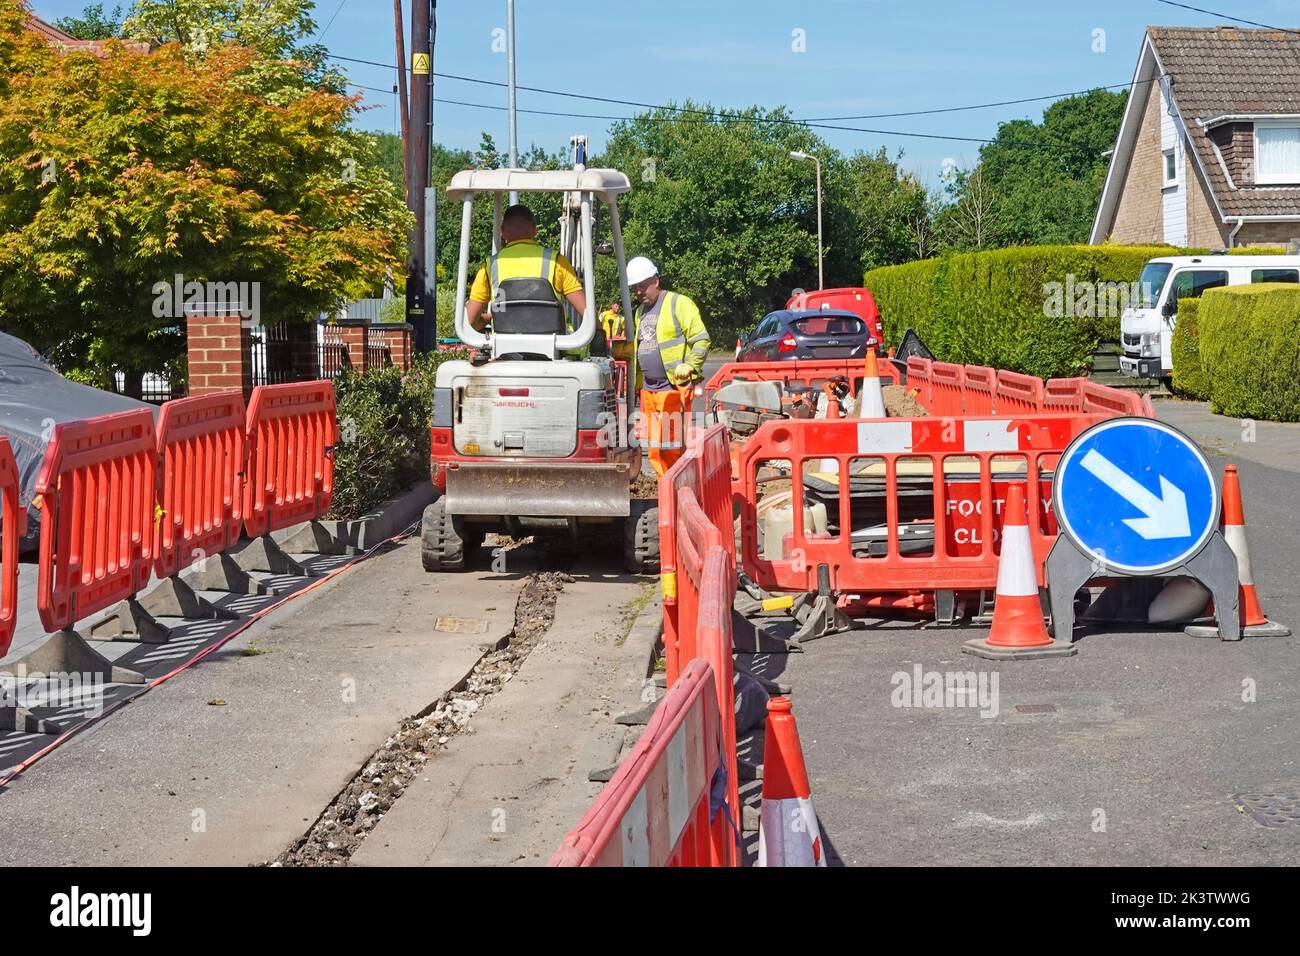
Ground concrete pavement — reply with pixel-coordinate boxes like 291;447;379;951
353;575;656;866
0;536;650;866
1154;398;1300;475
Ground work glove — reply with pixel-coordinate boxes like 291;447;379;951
670;363;695;385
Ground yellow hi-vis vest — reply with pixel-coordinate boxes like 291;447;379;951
632;291;710;390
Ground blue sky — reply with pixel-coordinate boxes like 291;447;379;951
30;0;1300;182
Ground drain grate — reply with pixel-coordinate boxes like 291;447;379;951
1233;790;1300;828
1015;704;1056;715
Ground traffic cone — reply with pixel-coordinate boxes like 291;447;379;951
855;349;886;419
735;338;742;360
1186;464;1290;638
963;485;1077;659
756;697;826;867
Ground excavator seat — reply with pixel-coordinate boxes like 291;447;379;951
492;277;565;334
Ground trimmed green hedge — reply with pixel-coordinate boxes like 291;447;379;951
1198;284;1300;421
1170;296;1208;399
329;348;468;520
865;244;1202;378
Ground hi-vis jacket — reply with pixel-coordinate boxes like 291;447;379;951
468;239;583;305
632;291;710;390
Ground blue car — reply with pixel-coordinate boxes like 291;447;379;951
736;309;878;363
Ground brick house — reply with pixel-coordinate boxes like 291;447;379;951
1091;25;1300;249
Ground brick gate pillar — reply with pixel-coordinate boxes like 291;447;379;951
185;309;250;397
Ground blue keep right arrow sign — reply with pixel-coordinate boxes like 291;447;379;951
1053;417;1218;574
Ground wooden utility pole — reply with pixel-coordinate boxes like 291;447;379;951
406;0;436;352
393;0;409;194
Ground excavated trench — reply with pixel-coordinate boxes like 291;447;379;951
272;569;571;867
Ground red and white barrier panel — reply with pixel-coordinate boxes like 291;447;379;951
0;437;24;658
549;659;734;867
789;414;1100;457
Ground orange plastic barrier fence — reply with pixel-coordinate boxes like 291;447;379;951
0;437;24;657
549;658;734;866
906;357;932;409
154;391;247;578
673;494;739;840
660;424;736;679
35;410;157;632
698;425;735;563
243;381;337;538
738;414;1103;597
995;369;1045;416
928;362;965;416
1081;381;1144;418
963;366;997;415
704;358;901;413
1043;377;1086;412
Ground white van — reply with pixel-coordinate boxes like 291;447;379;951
1120;254;1300;379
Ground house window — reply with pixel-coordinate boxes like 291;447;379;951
1163;148;1179;185
1254;124;1300;184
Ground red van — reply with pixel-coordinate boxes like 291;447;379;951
785;287;883;350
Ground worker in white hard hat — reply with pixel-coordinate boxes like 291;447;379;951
614;256;711;476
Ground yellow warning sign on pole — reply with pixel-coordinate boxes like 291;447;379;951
412;53;430;75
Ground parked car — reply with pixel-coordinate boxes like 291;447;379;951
785;287;884;346
735;308;878;363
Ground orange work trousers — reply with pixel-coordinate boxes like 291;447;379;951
640;384;694;477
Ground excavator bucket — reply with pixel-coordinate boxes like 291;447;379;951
443;456;637;519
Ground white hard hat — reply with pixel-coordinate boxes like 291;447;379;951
626;256;659;286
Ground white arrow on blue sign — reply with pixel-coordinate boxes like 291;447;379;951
1053;417;1218;574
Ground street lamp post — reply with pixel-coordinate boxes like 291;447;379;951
789;150;823;290
506;0;519;204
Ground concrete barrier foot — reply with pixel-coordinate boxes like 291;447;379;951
186;552;269;595
273;519;349;556
85;598;173;644
0;631;144;685
136;575;239;621
229;535;314;578
0;704;77;735
790;593;852;644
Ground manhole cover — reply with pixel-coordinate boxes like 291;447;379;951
1233;790;1300;828
1015;704;1056;715
434;617;488;635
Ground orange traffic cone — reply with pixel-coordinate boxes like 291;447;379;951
963;485;1077;659
855;349;886;418
735;338;742;360
1187;464;1290;638
756;698;826;867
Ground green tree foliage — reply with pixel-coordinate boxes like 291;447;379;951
427;132;568;298
841;147;932;272
0;0;411;393
124;0;313;57
940;89;1126;248
55;3;124;39
597;105;923;343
